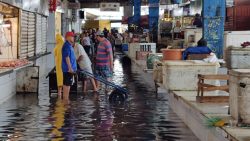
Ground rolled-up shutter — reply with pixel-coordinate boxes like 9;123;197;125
20;11;29;59
36;14;47;55
27;12;35;57
41;16;47;54
36;14;42;55
19;10;35;59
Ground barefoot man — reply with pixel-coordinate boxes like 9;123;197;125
62;32;77;100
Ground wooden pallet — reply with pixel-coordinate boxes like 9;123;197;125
196;96;229;103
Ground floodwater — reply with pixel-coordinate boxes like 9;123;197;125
0;54;199;141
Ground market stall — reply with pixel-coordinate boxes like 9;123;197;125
0;2;19;60
0;2;31;67
0;2;38;102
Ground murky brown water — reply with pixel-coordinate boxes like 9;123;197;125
0;55;199;141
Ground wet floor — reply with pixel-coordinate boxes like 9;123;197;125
0;54;199;141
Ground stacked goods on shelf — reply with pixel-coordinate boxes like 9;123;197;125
0;59;29;68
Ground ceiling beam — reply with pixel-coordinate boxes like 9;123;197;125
78;0;149;8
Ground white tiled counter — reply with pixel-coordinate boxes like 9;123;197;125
229;69;250;125
226;47;250;69
0;69;16;104
0;53;53;104
0;63;34;104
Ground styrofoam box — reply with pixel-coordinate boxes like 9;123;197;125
229;69;250;124
224;31;250;58
128;43;156;59
226;47;250;69
162;60;219;91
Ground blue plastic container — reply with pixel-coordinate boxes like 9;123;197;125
122;44;129;51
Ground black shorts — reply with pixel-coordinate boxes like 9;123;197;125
63;72;74;86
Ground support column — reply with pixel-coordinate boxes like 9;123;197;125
61;0;70;35
149;0;160;43
133;0;141;26
202;0;226;58
46;12;56;68
47;12;56;53
124;6;133;18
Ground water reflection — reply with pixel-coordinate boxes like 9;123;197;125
50;98;66;140
0;55;199;141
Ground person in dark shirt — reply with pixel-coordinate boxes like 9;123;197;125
103;28;109;38
182;38;212;60
62;32;77;100
193;13;202;28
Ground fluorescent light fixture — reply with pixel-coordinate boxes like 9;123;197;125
84;7;124;20
111;22;121;27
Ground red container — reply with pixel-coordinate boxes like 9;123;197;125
161;49;184;60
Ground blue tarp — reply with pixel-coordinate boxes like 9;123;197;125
182;46;213;60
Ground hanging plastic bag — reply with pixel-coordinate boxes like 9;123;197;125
203;53;221;69
204;53;219;63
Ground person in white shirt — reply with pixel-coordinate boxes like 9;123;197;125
81;33;91;56
173;20;182;39
74;42;98;93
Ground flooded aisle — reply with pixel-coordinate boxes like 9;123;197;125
0;54;199;141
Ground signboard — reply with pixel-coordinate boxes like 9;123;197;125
100;3;120;12
68;2;80;9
